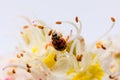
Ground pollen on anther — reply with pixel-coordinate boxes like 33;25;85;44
56;21;62;24
76;54;83;61
54;54;57;61
20;53;24;57
101;44;106;50
16;54;21;58
96;41;102;48
111;17;115;22
38;26;44;29
12;69;16;74
109;75;114;79
48;30;53;36
75;16;79;23
23;26;29;29
26;64;31;68
27;68;31;73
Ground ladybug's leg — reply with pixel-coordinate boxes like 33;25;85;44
45;42;52;49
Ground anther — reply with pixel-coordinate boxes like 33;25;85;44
76;54;83;61
26;64;31;68
20;53;24;57
96;41;102;48
109;75;115;79
56;21;62;24
16;54;21;58
38;26;44;29
12;69;16;74
101;44;106;50
48;29;53;36
111;17;115;22
54;54;57;61
23;25;29;29
27;68;31;73
75;16;79;23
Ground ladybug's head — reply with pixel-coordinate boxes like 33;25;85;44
51;31;62;41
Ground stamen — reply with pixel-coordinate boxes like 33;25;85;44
75;16;79;23
12;69;16;74
109;72;120;79
76;17;82;34
56;21;62;24
16;53;24;58
114;53;120;58
3;64;26;71
48;29;53;36
20;53;24;57
23;26;29;29
33;24;38;27
16;54;21;58
27;68;31;73
109;75;114;79
38;26;44;29
54;54;57;61
96;41;102;49
96;41;107;50
76;54;83;61
111;17;115;22
26;64;32;68
58;21;79;34
56;16;82;35
97;17;116;41
101;44;106;50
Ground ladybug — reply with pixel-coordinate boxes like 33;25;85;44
46;31;69;51
51;31;67;51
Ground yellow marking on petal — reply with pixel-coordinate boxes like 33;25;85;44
43;53;56;68
91;53;97;60
72;72;90;80
32;47;38;54
72;63;104;80
88;63;104;80
66;68;75;75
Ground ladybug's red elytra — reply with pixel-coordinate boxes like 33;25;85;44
51;31;67;51
46;31;69;51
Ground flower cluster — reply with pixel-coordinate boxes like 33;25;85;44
1;16;120;80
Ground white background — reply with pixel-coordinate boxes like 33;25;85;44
0;0;120;55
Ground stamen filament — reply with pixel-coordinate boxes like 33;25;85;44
2;64;26;70
97;18;115;41
56;16;82;36
60;21;79;33
75;16;82;34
